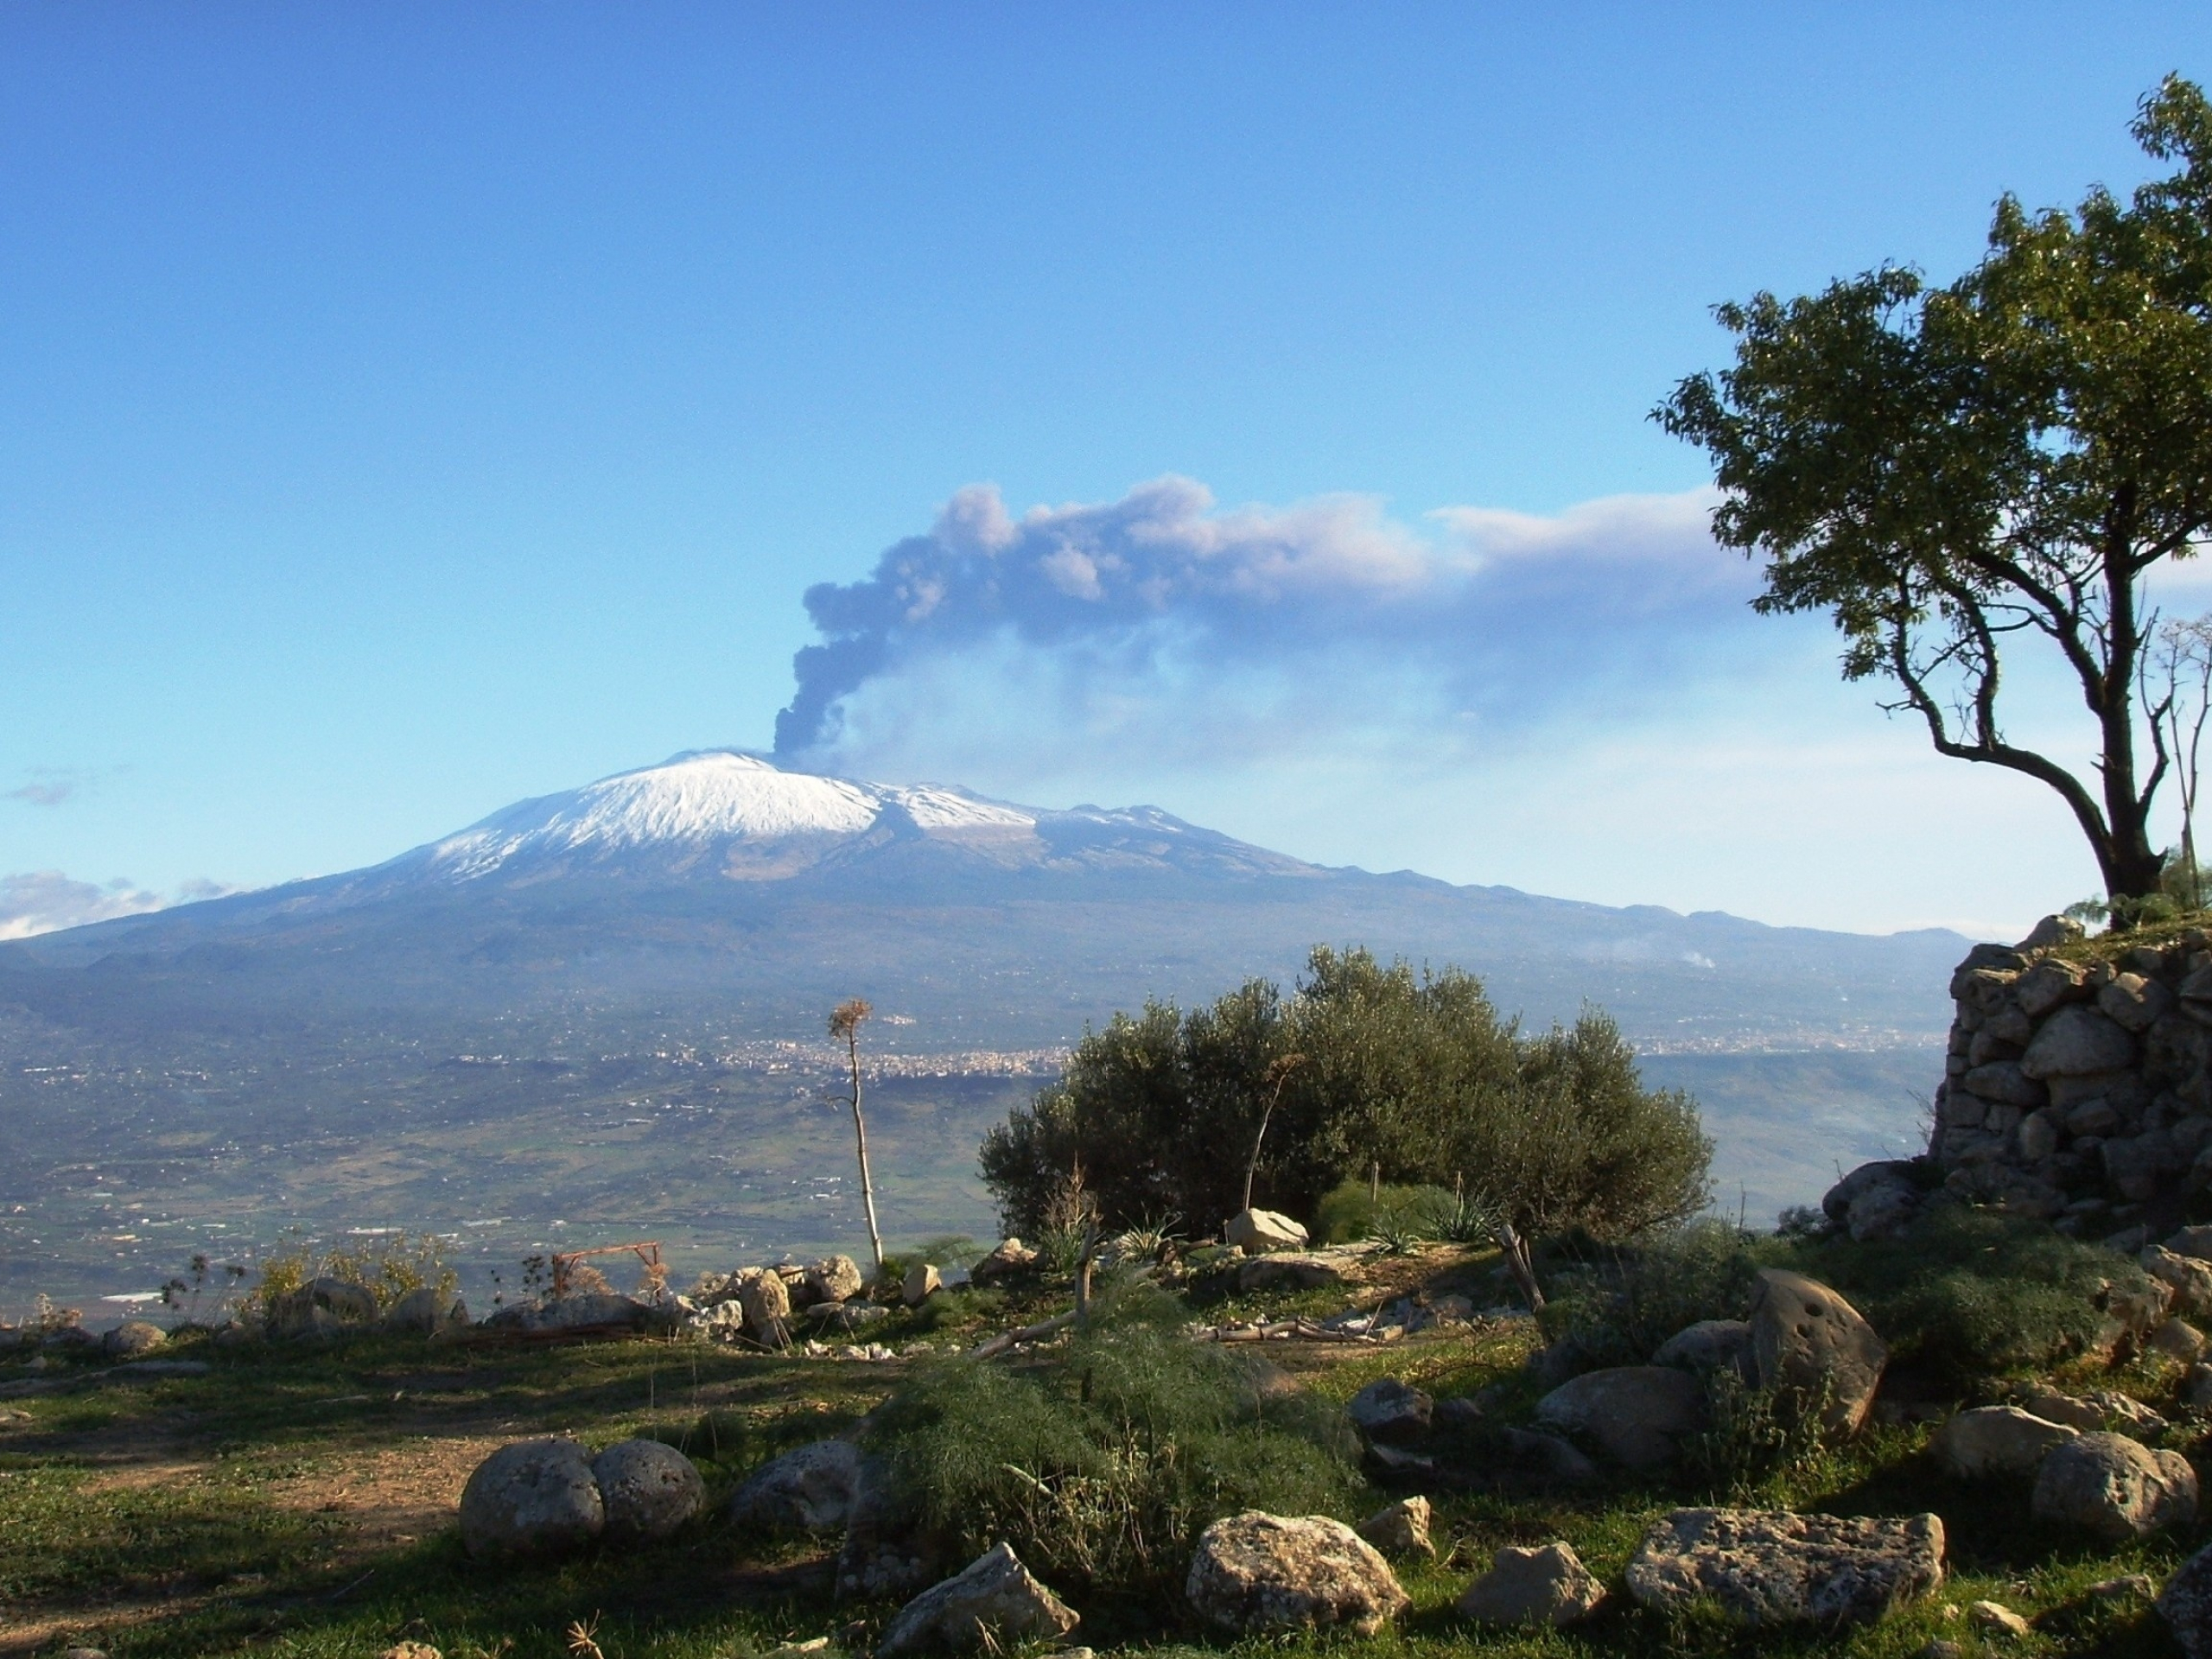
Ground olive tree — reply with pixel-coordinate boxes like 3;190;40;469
977;946;1710;1244
1659;76;2212;902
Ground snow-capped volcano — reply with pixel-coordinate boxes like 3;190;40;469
400;749;1300;885
425;751;1035;878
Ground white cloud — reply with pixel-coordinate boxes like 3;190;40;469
0;871;234;940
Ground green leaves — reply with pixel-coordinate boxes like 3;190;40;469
1657;75;2212;897
980;947;1711;1243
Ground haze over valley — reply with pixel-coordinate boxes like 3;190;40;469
1;750;1962;1313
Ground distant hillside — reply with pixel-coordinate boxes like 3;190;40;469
0;750;1965;1309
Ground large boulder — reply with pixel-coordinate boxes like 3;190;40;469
2155;1318;2207;1362
805;1255;866;1305
902;1262;942;1306
1494;1427;1600;1489
2143;1246;2212;1319
2020;1386;2168;1436
1654;1319;1754;1378
1224;1209;1309;1255
969;1239;1039;1285
2016;957;2091;1018
2101;973;2176;1033
1236;1251;1357;1293
591;1440;702;1545
1347;1379;1433;1445
875;1543;1078;1659
2018;913;2086;952
741;1269;792;1344
1748;1269;1886;1433
459;1439;605;1558
1186;1511;1408;1636
101;1321;166;1359
836;1456;944;1602
489;1292;657;1336
268;1276;379;1338
2158;1539;2212;1659
381;1287;467;1337
1821;1162;1925;1243
728;1439;864;1532
2021;1007;2137;1078
2031;1432;2197;1541
1357;1497;1433;1559
1929;1407;2078;1479
1822;1160;1916;1222
1961;1062;2044;1109
1624;1508;1945;1624
1534;1365;1707;1472
1456;1541;1606;1628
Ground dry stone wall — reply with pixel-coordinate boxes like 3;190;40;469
1931;918;2212;1232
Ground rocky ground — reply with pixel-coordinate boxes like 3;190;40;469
3;1227;2209;1659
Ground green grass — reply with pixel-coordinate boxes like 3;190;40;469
1;1248;2205;1659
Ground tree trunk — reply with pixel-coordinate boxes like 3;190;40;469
1241;1097;1277;1213
848;1036;887;1276
1496;1223;1544;1313
1074;1221;1097;1333
2098;555;2164;899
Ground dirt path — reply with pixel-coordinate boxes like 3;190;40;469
0;1414;508;1655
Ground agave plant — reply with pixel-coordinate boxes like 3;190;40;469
1365;1217;1427;1257
1420;1188;1503;1245
1102;1214;1184;1270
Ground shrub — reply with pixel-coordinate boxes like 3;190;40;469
651;1408;753;1465
981;946;1712;1243
1681;1368;1837;1503
1541;1204;2152;1382
1796;1202;2143;1378
866;1282;1361;1602
1539;1219;1770;1367
908;1287;1006;1334
245;1229;456;1319
1313;1180;1456;1244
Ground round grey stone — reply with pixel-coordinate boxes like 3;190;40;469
592;1438;703;1545
459;1437;604;1558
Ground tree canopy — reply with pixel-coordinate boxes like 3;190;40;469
978;945;1711;1242
1658;75;2212;900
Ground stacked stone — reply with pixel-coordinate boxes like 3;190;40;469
1933;917;2212;1227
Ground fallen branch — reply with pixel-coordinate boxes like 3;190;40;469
967;1308;1078;1360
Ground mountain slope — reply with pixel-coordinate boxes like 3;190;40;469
3;749;1964;1050
0;750;1967;1307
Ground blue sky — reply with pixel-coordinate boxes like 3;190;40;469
5;4;2211;940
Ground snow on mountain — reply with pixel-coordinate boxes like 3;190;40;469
424;750;1041;879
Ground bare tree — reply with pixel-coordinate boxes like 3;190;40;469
830;998;887;1277
1240;1052;1305;1214
2158;615;2212;909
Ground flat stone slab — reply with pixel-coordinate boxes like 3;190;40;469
1236;1248;1372;1293
1625;1508;1945;1624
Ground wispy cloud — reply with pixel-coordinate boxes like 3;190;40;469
4;767;104;807
0;872;235;941
772;477;1765;761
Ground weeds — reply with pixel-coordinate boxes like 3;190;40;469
161;1252;251;1325
1314;1180;1457;1245
246;1229;457;1319
1681;1369;1837;1503
1540;1218;1766;1367
868;1281;1359;1600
